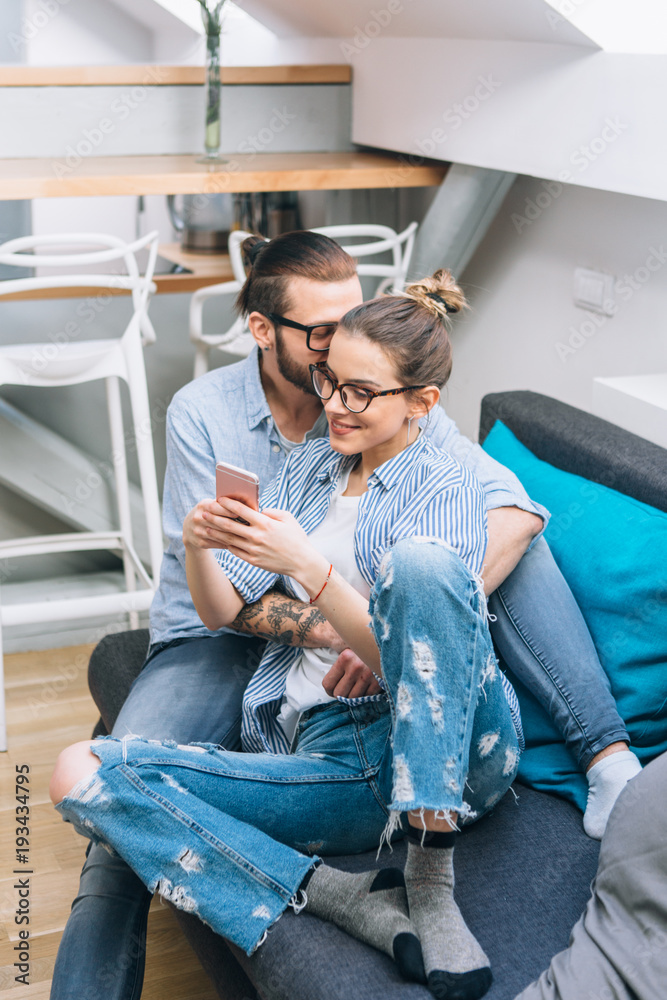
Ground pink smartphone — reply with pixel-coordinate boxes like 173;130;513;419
215;461;260;523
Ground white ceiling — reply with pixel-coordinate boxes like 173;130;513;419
104;1;667;57
545;0;667;54
107;0;201;36
235;0;597;46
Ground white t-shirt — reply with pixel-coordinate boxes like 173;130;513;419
274;410;329;454
276;466;371;742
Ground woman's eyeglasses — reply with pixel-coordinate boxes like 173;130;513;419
309;364;427;414
268;313;337;352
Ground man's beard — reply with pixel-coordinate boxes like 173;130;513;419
274;327;318;396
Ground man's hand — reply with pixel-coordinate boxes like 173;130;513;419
483;506;543;595
322;648;382;699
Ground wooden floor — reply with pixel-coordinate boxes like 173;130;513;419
0;644;218;999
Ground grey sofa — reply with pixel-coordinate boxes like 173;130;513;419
88;390;667;999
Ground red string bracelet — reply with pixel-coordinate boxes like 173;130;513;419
309;563;333;603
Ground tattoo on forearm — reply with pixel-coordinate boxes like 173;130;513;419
296;607;328;646
230;591;328;647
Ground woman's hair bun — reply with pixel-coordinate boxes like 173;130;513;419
241;234;269;268
403;269;467;322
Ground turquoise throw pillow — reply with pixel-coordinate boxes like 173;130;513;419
483;419;667;811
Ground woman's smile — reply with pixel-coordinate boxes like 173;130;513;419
329;417;361;436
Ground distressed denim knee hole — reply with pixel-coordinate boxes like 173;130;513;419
177;848;203;873
412;639;437;685
503;746;520;776
65;770;108;806
478;732;501;757
155;879;198;914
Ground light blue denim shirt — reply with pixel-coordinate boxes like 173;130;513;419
149;346;548;644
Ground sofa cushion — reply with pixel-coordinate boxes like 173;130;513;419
178;783;599;1000
483;419;667;809
88;628;150;735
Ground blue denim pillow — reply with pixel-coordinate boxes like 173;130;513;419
483;419;667;810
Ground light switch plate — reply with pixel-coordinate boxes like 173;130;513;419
573;267;615;316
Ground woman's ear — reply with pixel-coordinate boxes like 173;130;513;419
248;312;275;352
409;386;441;420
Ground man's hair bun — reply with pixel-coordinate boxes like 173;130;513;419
241;235;268;268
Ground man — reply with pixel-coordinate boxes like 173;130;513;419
50;231;636;1000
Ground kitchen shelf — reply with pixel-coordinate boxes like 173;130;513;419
0;65;351;87
0;151;448;201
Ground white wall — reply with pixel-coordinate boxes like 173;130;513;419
1;82;353;158
442;175;667;439
350;39;667;203
0;0;23;63
24;0;153;64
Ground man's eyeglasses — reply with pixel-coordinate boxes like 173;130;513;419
309;364;427;414
268;313;337;352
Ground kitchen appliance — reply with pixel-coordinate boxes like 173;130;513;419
167;193;235;253
167;192;302;252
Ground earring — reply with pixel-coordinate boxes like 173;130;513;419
263;346;270;352
406;416;413;447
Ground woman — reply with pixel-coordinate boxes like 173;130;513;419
51;270;524;1000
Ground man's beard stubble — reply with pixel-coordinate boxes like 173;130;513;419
273;326;318;397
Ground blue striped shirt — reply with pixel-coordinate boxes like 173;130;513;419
217;433;523;755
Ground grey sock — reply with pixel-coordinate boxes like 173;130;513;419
404;834;492;1000
303;864;425;982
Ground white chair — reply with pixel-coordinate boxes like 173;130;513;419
189;230;250;379
0;231;163;751
189;222;419;378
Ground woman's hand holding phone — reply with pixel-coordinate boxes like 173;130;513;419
184;459;328;602
183;498;236;551
183;458;264;553
210;498;327;584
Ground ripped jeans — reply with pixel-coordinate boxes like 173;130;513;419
56;539;521;957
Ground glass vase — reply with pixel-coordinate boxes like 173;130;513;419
197;28;227;164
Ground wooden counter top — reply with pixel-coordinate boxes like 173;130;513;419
0;65;352;87
156;242;234;294
0;151;447;200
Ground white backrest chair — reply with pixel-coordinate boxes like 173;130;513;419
311;221;418;295
0;231;163;750
188;228;251;379
189;221;419;378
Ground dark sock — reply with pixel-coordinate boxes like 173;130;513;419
404;830;492;1000
303;864;425;982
